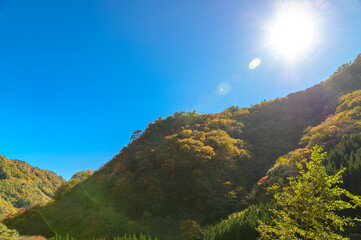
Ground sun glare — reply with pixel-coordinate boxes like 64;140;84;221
268;2;317;59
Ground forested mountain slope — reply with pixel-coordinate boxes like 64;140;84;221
205;89;361;240
254;88;361;200
0;155;64;216
237;54;361;176
4;54;361;239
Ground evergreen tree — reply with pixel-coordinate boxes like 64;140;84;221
257;146;361;240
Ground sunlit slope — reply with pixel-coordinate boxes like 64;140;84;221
0;155;64;215
4;55;361;239
237;54;361;175
254;89;361;199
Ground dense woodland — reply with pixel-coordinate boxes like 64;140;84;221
1;54;361;239
0;155;64;216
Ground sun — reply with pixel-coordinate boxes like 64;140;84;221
268;2;317;59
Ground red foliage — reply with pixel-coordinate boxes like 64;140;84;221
17;208;26;215
257;175;269;184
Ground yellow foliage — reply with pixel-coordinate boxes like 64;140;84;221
180;220;203;240
179;129;192;138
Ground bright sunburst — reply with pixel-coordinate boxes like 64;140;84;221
268;2;317;59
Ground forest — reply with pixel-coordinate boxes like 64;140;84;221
1;54;361;239
0;155;64;216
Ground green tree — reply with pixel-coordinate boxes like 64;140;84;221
180;220;203;240
257;146;361;240
0;223;19;240
54;170;94;200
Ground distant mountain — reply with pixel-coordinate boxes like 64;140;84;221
4;54;361;240
0;155;64;216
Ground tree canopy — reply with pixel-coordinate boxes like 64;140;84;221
257;147;361;240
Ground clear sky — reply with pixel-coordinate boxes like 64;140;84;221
1;0;361;179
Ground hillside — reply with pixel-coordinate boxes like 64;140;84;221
0;155;64;216
4;54;361;239
252;89;361;200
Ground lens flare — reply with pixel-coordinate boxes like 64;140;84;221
217;82;231;96
232;74;242;83
249;58;261;69
81;182;99;204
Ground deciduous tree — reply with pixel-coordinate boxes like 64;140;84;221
257;146;361;239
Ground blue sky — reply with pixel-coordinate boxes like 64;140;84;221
1;0;361;179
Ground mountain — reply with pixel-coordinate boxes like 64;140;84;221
251;89;361;202
0;155;64;216
3;54;361;239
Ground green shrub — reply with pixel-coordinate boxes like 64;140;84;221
204;202;273;240
0;223;19;240
49;233;158;240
